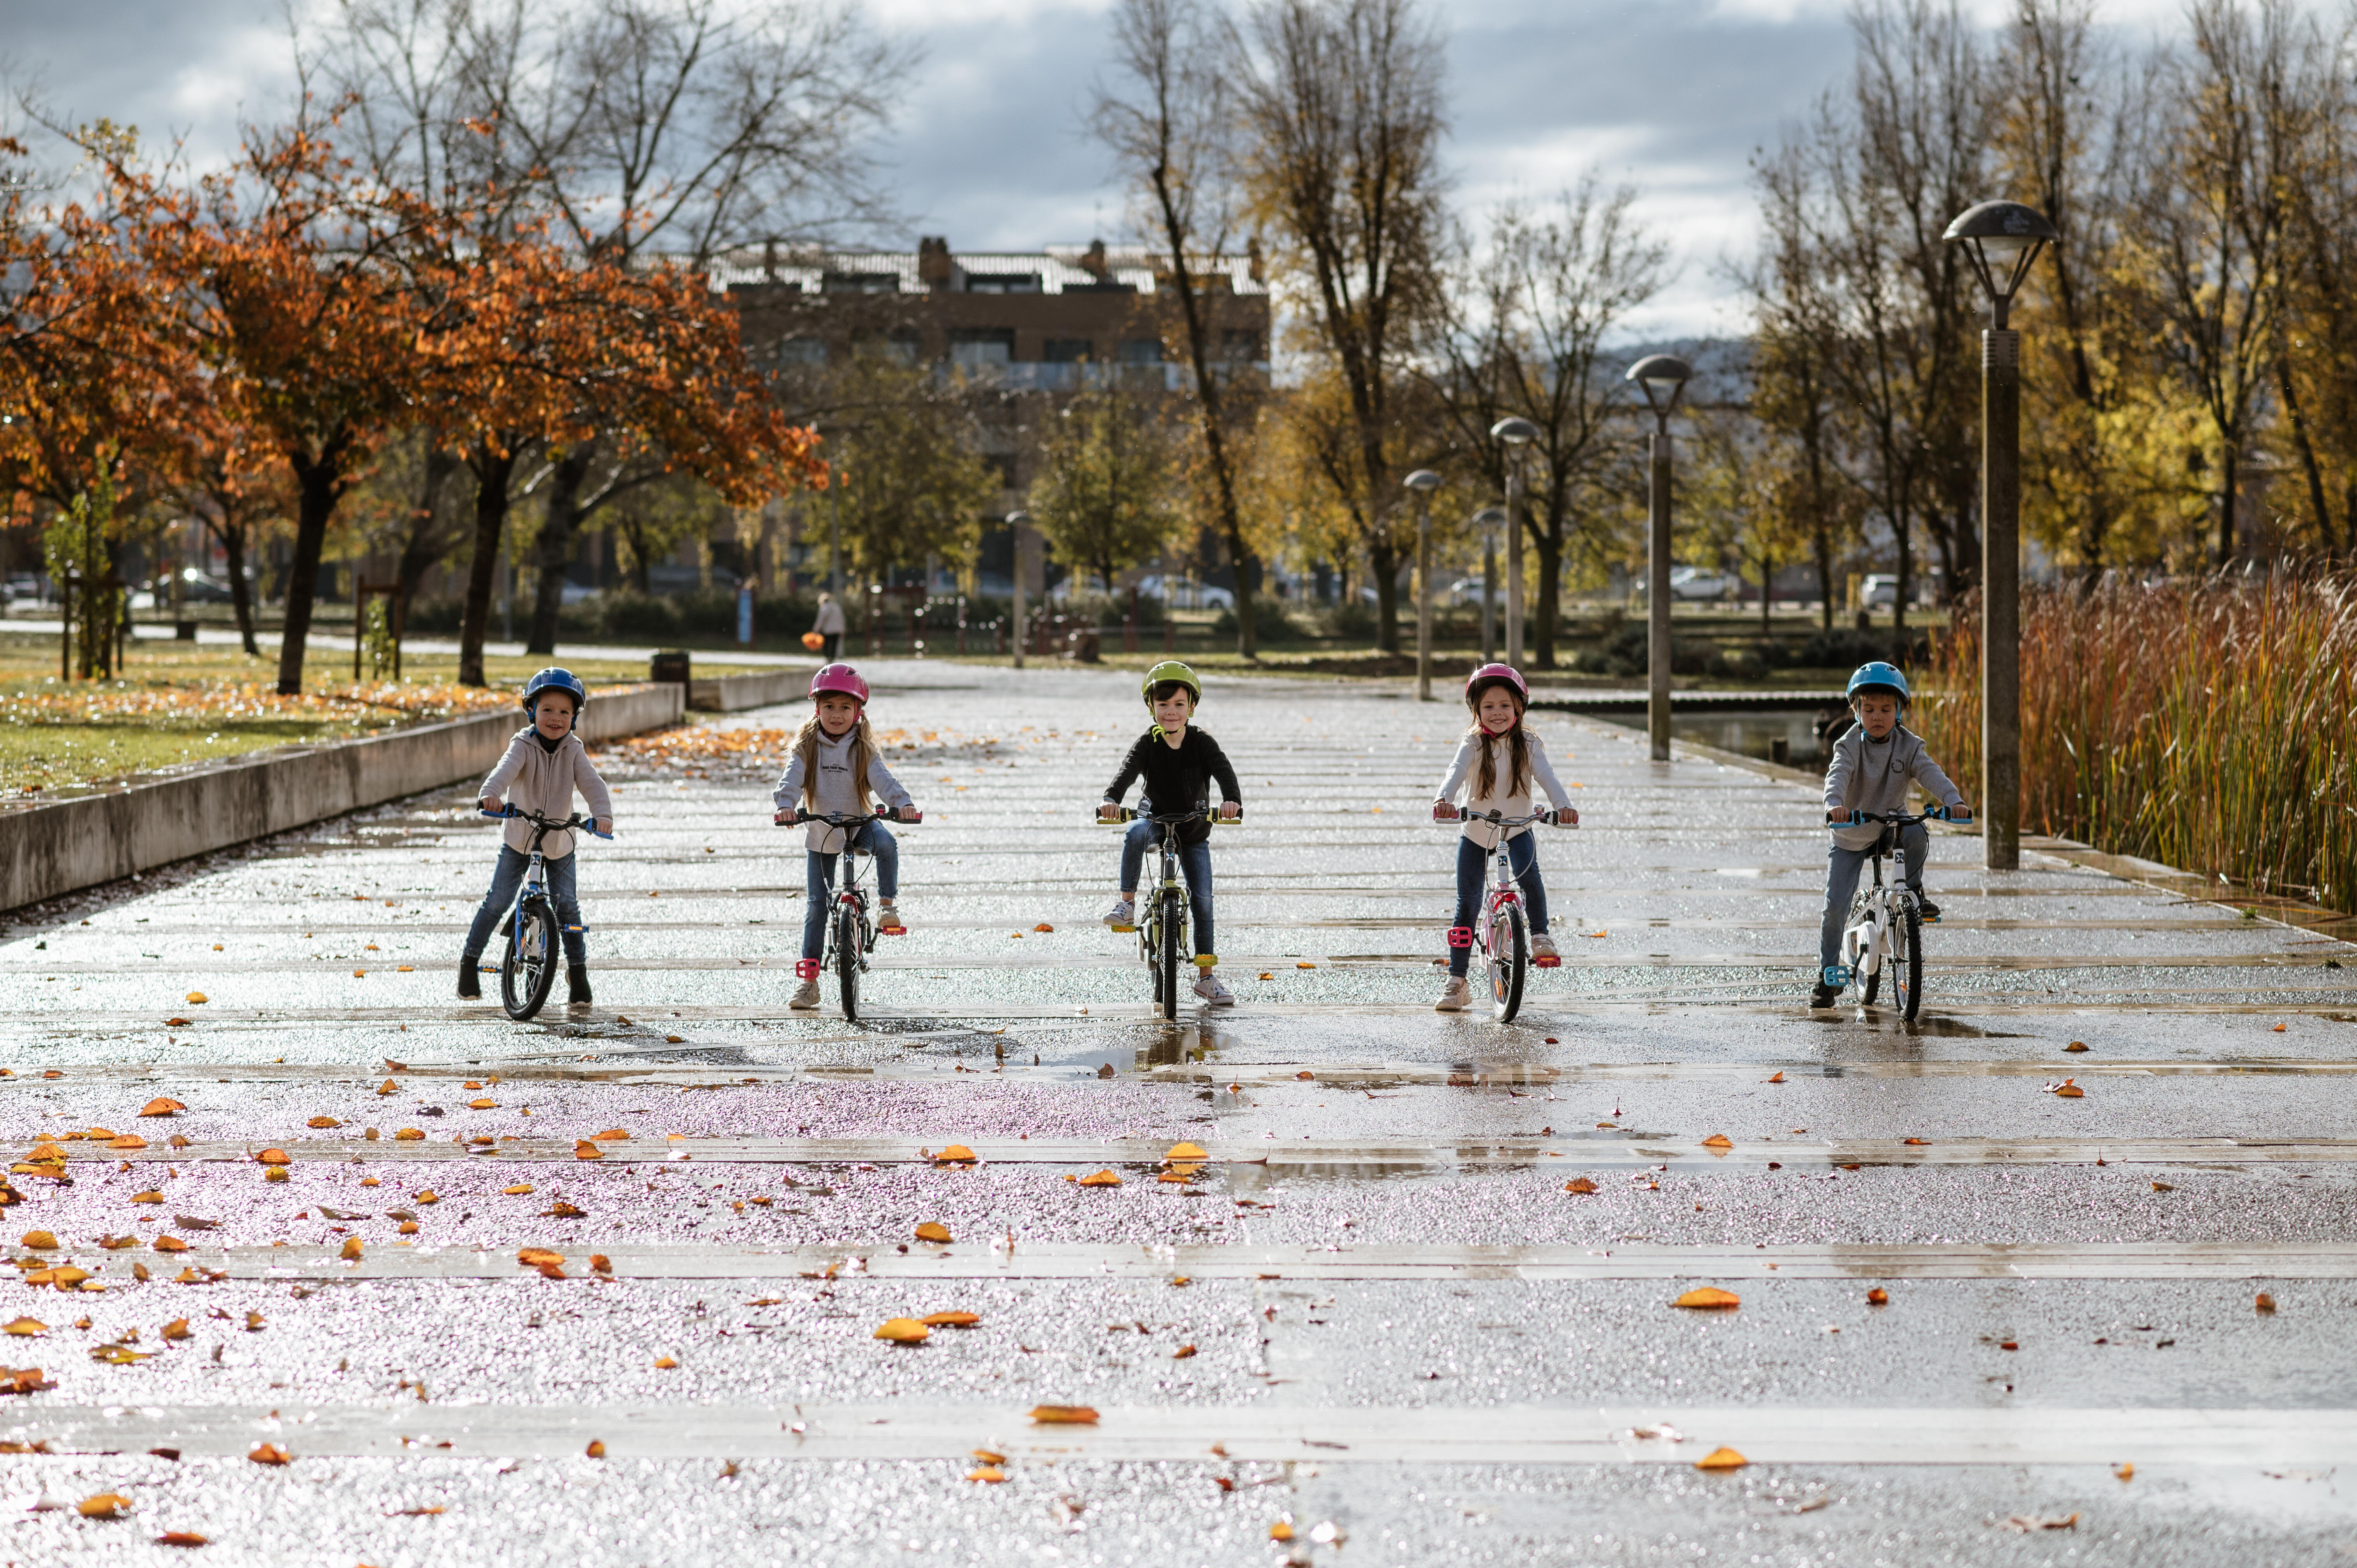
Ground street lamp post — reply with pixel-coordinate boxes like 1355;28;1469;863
1472;507;1506;664
1945;200;2057;874
1404;470;1441;700
1490;418;1539;667
1626;354;1693;763
1006;510;1032;670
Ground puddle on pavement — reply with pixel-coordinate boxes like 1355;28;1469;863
1804;1011;2032;1040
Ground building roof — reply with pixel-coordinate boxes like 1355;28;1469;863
707;241;1265;297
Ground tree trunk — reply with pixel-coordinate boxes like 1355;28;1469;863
274;455;343;696
1760;549;1773;639
528;445;596;655
207;515;260;657
1814;526;1835;631
458;449;518;688
1891;508;1910;655
1370;537;1400;654
2279;361;2338;557
1531;528;1564;669
2217;436;2239;565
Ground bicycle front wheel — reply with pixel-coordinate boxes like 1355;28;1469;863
836;902;862;1021
1892;902;1924;1021
1488;900;1528;1023
1853;895;1882;1006
1159;890;1183;1021
500;896;558;1021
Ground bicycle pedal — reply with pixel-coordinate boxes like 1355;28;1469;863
1109;923;1137;933
1531;955;1562;969
878;926;909;936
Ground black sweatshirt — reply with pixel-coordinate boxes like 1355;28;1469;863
1103;726;1242;844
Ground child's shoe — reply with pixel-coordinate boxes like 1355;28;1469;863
1530;931;1561;967
1192;970;1235;1007
789;980;821;1010
1808;983;1843;1008
458;961;481;1000
878;904;906;934
567;965;592;1005
1434;975;1472;1012
1102;899;1136;931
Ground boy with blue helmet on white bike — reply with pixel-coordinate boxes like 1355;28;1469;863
1812;661;1971;1009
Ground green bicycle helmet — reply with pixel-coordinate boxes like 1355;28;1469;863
1141;660;1201;707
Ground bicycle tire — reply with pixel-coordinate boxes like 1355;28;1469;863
1489;900;1528;1023
836;901;861;1022
1892;901;1924;1021
500;896;558;1021
1853;894;1882;1006
1159;889;1183;1021
1145;905;1165;1008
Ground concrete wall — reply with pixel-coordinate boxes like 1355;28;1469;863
0;683;682;915
687;669;807;712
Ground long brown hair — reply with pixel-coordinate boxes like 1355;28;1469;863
792;708;876;810
1469;697;1531;800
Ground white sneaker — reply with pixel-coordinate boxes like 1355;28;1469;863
1192;970;1235;1007
1435;976;1472;1012
789;981;820;1010
1102;899;1136;931
1530;931;1560;963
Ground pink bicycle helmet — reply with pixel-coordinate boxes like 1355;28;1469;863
808;663;869;704
1465;662;1527;708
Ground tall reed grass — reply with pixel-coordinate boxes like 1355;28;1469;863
1919;574;2357;909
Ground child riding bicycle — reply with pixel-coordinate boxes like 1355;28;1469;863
774;664;917;1012
1431;664;1576;1013
460;668;615;1005
1099;661;1243;1008
1813;661;1972;1008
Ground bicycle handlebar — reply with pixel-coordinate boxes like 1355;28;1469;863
481;805;611;841
779;805;920;826
1840;805;1970;827
1096;805;1241;826
1435;805;1567;828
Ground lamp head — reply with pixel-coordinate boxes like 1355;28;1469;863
1472;506;1508;537
1489;417;1540;447
1624;354;1694;422
1403;469;1442;494
1005;509;1032;525
1943;200;2057;318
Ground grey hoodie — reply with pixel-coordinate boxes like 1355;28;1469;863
1822;722;1965;851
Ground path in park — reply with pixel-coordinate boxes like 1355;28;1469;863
1;659;2354;1564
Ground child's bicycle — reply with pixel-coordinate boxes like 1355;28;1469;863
478;805;611;1021
1099;805;1239;1020
1435;806;1570;1024
1830;805;1962;1021
782;806;918;1022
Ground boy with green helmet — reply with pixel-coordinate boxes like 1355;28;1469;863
1098;660;1243;1007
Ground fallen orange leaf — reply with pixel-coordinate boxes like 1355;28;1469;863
306;1116;339;1129
2050;1079;2085;1098
502;1184;534;1196
922;1311;981;1328
184;993;207;1005
1029;1405;1099;1424
468;1098;497;1110
1270;1522;1294;1541
1672;1287;1741;1310
376;1079;398;1095
247;1442;291;1465
253;1149;291;1166
1693;1446;1748;1471
152;1236;189;1254
1867;1288;1889;1305
1173;1343;1198;1359
586;1440;606;1458
874;1317;930;1343
914;1222;952;1243
517;1248;563;1268
653;1356;678;1369
2256;1292;2277;1314
1033;923;1055;933
967;1465;1007;1482
934;1144;977;1164
19;1231;55;1249
157;1530;207;1547
1296;961;1316;969
109;1134;146;1150
1700;1135;1733;1150
1564;1177;1598;1194
1763;1072;1785;1082
2064;1041;2089;1052
78;1492;132;1519
1077;1169;1122;1187
1903;1137;1930;1146
1165;1142;1208;1162
2273;1022;2288;1032
162;1318;190;1341
2;1318;41;1336
339;1237;363;1261
573;1141;604;1159
137;1098;184;1118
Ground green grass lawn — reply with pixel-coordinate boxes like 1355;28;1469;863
0;637;751;798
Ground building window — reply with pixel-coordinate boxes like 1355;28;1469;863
1117;338;1165;364
1221;329;1264;362
948;328;1015;369
776;337;828;367
1043;338;1094;363
822;271;899;294
966;273;1042;294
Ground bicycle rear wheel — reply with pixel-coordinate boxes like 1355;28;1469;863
1159;889;1183;1021
1488;900;1528;1023
836;901;862;1021
500;896;558;1021
1892;902;1924;1021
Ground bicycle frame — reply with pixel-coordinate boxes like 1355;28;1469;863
480;805;606;1019
1831;805;1953;1020
782;806;914;1020
1101;804;1233;1018
481;806;599;960
1438;806;1564;1023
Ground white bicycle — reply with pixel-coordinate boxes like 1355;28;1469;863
1832;805;1964;1021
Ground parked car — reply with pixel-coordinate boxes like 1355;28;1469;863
1129;575;1234;611
1861;573;1938;609
1668;566;1742;601
2;575;41;603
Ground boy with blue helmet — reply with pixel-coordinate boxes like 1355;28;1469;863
459;668;614;1006
1811;661;1971;1008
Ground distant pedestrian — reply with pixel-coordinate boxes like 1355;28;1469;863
811;592;845;662
1098;661;1242;1008
460;668;614;1007
773;663;917;1012
1812;662;1971;1008
1430;664;1577;1012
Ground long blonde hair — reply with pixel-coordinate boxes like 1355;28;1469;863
793;708;876;810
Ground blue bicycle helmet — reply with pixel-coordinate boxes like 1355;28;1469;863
1846;661;1910;707
520;667;588;713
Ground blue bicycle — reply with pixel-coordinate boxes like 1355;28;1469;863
480;806;611;1020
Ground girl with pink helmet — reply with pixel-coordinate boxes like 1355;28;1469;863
1429;663;1577;1012
770;664;917;1011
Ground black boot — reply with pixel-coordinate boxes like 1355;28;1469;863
457;961;481;1000
1808;984;1842;1009
568;964;592;1005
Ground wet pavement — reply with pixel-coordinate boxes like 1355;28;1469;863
2;659;2355;1564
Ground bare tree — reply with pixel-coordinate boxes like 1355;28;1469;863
1095;0;1266;656
1423;180;1667;667
1232;0;1447;653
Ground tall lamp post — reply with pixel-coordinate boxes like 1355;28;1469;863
1491;418;1538;667
1404;470;1441;699
1626;354;1693;763
1472;507;1506;664
1006;509;1032;670
1944;200;2057;874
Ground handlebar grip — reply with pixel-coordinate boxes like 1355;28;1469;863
896;809;922;825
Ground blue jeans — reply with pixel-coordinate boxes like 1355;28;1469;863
1120;818;1215;959
463;846;585;967
804;821;898;960
1451;833;1549;977
1819;823;1928;974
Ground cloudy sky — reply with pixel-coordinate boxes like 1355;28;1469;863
0;0;2186;335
